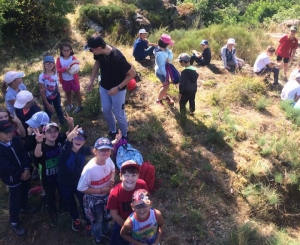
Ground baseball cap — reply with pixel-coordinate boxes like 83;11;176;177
120;160;140;172
175;53;190;62
4;71;25;84
0;120;14;133
14;90;33;109
44;56;55;63
290;26;297;31
78;129;87;139
85;36;106;49
42;122;59;133
94;137;113;150
200;40;209;45
160;34;174;45
227;38;236;45
132;189;151;206
139;29;147;34
26;112;49;128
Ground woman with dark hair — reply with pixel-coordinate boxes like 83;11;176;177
0;106;26;138
154;34;175;106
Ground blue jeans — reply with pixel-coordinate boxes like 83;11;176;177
110;222;129;245
100;86;127;137
43;92;65;124
134;46;155;61
59;183;90;224
92;202;110;241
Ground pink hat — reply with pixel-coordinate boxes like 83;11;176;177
160;34;174;45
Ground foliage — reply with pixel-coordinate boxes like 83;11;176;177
82;86;100;116
269;5;300;24
0;0;75;46
280;100;300;126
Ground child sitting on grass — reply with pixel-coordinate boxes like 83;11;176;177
120;189;164;245
107;160;149;245
176;53;199;116
33;116;74;227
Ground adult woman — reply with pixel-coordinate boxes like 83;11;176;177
221;38;244;70
155;34;175;105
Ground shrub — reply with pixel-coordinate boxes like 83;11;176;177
255;96;270;111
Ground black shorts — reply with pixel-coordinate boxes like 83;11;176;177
276;55;289;63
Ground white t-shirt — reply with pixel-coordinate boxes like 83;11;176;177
60;56;74;81
253;52;270;72
38;73;59;100
281;79;300;101
289;69;300;81
77;157;115;196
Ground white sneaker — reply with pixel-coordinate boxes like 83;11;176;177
65;104;74;112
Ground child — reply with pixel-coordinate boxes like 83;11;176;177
1;71;26;116
77;137;116;244
39;55;65;125
107;160;149;245
190;39;211;66
0;120;31;236
59;128;121;236
120;189;164;245
56;42;82;114
33;118;74;227
176;53;199;116
133;29;156;61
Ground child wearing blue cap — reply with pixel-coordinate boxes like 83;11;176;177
191;39;211;66
77;134;121;244
38;55;65;125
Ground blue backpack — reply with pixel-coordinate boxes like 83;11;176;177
116;143;144;170
165;62;181;84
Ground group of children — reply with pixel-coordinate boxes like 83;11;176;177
0;41;164;244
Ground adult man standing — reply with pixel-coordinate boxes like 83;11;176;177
276;26;298;81
86;36;136;140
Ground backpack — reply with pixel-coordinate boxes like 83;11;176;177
139;161;157;193
165;62;181;84
116;143;144;170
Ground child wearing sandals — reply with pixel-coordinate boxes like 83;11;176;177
56;42;82;114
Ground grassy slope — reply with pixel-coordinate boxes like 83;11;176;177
1;2;300;245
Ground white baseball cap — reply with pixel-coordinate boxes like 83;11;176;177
139;29;147;34
4;71;25;84
227;38;236;45
14;91;33;109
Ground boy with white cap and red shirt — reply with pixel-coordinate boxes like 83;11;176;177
107;160;149;245
121;189;164;245
133;29;156;61
2;70;26;116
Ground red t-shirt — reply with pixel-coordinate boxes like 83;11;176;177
276;35;298;58
107;179;149;220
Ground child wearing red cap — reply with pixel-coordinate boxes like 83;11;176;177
107;160;149;245
120;189;164;245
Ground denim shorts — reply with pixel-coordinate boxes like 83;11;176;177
155;72;166;83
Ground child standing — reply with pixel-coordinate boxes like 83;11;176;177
39;55;65;125
33;118;74;227
0;120;31;236
120;189;164;245
176;53;199;116
77;137;116;244
2;71;26;116
107;160;149;245
56;42;82;114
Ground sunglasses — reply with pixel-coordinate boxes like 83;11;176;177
74;136;85;141
133;203;149;209
291;30;296;33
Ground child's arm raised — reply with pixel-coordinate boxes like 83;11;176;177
152;209;164;245
33;128;44;158
111;129;122;145
64;113;74;135
120;218;147;245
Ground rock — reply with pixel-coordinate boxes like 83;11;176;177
86;19;103;33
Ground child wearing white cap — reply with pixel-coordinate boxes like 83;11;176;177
220;38;244;70
133;29;156;61
1;71;26;116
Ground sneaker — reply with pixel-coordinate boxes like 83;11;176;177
84;224;93;236
72;106;82;114
11;222;26;236
65;104;73;112
50;214;58;227
72;219;82;232
108;131;117;140
156;100;164;106
190;111;195;116
164;96;174;105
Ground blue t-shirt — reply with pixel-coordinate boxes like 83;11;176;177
133;38;149;59
5;83;27;115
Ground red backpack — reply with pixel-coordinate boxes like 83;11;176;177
139;161;158;193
